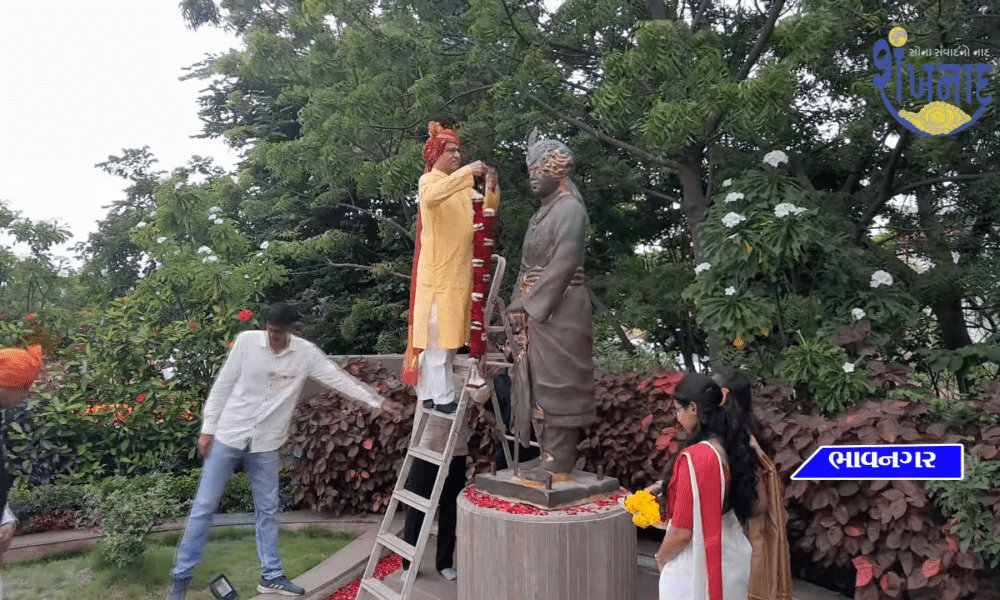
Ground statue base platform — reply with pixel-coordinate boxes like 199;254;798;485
457;486;637;600
474;468;621;509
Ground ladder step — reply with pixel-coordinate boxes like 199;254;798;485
376;532;417;561
393;489;432;513
409;445;447;466
423;407;457;422
359;577;400;600
504;434;541;448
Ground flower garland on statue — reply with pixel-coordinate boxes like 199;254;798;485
623;489;662;528
468;189;497;359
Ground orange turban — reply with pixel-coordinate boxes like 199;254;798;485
0;346;43;389
422;121;462;173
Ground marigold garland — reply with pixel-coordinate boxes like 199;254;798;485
623;489;662;528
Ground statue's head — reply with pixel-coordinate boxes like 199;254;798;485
526;128;575;198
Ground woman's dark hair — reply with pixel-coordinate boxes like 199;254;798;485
660;372;758;523
266;303;299;327
711;366;771;456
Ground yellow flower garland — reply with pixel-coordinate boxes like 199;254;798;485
623;490;662;528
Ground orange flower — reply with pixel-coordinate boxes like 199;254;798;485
733;336;746;349
237;309;254;322
187;321;197;329
135;393;147;403
24;313;38;321
226;341;234;348
759;327;769;337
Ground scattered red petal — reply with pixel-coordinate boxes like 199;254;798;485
462;486;629;518
641;414;653;429
947;536;958;553
326;554;402;600
363;439;374;450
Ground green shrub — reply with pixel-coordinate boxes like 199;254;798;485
925;452;1000;569
9;467;295;534
9;484;91;517
88;476;181;568
776;332;872;414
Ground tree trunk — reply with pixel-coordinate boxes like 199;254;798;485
915;186;973;391
676;146;708;260
647;0;669;19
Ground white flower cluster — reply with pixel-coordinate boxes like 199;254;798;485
722;212;746;228
203;255;218;264
722;179;733;188
870;270;893;288
725;286;736;296
763;150;789;168
134;221;147;229
260;241;270;250
694;262;711;275
197;246;212;254
851;308;866;321
214;218;225;226
156;236;168;244
774;203;806;218
842;362;855;373
724;192;744;204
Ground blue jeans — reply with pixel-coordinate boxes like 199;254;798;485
172;441;283;580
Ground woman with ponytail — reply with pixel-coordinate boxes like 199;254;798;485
713;367;793;600
655;372;755;600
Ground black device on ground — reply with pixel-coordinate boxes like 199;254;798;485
209;574;239;600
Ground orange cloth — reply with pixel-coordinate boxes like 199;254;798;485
0;345;43;388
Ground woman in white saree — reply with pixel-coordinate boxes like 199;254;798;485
655;373;757;600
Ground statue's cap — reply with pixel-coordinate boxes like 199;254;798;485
526;127;572;167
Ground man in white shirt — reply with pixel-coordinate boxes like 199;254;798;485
168;304;384;599
0;345;45;599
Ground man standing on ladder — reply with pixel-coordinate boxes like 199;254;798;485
399;120;497;582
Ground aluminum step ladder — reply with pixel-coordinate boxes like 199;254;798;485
357;256;511;600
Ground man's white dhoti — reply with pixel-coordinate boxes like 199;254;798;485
415;303;457;406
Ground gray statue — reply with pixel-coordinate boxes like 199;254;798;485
507;130;595;486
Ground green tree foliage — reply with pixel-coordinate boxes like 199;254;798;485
0;200;82;319
80;0;1000;388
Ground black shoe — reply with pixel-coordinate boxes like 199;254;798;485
435;401;458;414
422;399;434;409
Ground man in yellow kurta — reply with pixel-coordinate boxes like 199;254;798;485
403;121;497;413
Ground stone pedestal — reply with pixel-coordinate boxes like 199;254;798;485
475;468;621;510
456;486;637;600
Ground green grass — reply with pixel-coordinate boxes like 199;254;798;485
2;525;353;600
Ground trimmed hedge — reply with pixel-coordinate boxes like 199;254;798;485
286;359;683;513
9;469;296;534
